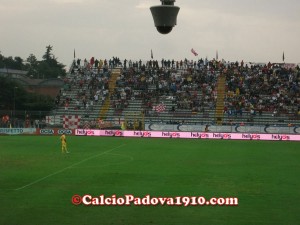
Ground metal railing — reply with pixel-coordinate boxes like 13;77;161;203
1;109;299;130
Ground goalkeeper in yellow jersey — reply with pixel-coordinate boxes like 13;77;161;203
60;134;69;154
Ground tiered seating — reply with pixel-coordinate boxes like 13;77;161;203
51;63;111;126
50;58;300;128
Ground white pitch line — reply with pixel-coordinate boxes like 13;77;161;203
14;144;126;191
70;153;134;169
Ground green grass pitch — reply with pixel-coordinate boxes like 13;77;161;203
0;136;299;225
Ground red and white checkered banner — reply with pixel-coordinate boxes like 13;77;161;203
83;121;90;129
63;115;81;129
153;103;166;113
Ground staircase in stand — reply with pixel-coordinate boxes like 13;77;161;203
99;68;121;119
215;74;226;125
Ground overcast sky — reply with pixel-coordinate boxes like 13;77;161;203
0;0;299;68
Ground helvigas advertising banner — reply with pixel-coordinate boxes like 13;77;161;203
75;129;300;141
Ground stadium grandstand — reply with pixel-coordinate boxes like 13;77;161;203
2;57;300;132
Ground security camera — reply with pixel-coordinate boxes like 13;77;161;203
150;0;180;34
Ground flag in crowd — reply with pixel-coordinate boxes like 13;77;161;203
46;115;61;125
151;49;153;59
283;51;285;62
90;57;95;66
74;49;76;59
153;103;166;113
191;48;198;56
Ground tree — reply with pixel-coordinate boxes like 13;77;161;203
14;56;24;70
0;54;26;70
26;54;39;78
23;93;54;111
0;77;26;110
0;51;5;68
3;56;15;69
0;77;54;111
39;45;66;78
42;45;53;62
0;46;66;79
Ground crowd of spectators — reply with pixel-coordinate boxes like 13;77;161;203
224;61;300;119
54;57;112;114
3;55;298;129
112;58;220;115
55;56;300;125
112;58;300;122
